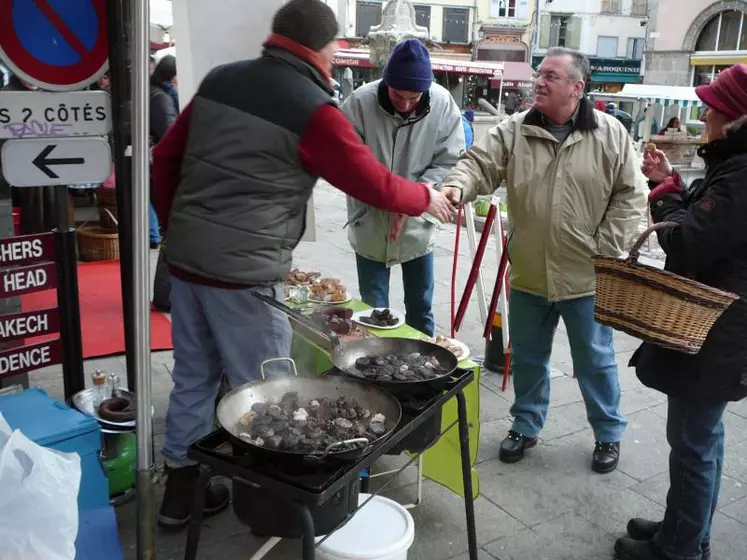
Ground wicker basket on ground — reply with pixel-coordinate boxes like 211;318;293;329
593;222;739;355
77;207;119;261
96;187;118;229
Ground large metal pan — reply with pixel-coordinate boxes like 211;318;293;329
216;358;402;465
330;337;459;395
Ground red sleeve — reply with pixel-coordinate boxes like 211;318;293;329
152;100;194;229
298;104;430;216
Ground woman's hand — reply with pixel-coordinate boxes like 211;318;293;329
642;149;673;184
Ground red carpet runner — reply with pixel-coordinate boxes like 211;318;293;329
22;260;173;360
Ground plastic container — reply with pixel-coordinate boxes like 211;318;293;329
0;388;110;511
316;494;415;560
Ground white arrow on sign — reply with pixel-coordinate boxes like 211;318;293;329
0;137;111;187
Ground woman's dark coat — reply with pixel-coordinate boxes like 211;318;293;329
632;117;747;403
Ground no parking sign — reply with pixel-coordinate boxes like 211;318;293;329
0;0;109;91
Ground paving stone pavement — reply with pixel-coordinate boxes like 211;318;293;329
27;183;747;559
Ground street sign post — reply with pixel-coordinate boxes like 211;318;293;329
0;0;109;92
0;308;60;342
0;339;63;379
0;91;112;139
0;136;111;187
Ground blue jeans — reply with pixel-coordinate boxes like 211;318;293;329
162;277;292;466
508;289;626;443
149;204;161;244
654;397;726;560
355;252;435;336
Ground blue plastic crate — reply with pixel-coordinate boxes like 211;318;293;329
0;387;110;511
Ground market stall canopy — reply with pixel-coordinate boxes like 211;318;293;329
489;61;534;89
150;0;173;28
333;49;504;77
589;84;703;109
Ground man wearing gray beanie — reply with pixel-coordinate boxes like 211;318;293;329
152;1;456;529
342;38;465;336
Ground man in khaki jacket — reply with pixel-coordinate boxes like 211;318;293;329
440;47;647;474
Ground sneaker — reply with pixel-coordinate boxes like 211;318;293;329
158;465;230;530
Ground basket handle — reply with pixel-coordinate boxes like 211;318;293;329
628;221;680;262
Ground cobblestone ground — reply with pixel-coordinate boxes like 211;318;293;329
31;182;747;559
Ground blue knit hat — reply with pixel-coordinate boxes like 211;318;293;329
382;39;433;93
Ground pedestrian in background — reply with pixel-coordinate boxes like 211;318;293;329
615;62;747;560
462;109;475;148
439;47;647;474
341;38;464;337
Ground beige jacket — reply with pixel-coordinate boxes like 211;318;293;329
442;98;647;302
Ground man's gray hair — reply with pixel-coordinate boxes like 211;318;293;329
544;47;589;82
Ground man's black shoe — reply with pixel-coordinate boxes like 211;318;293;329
592;441;620;474
626;518;711;559
158;465;230;530
498;430;537;463
614;537;667;560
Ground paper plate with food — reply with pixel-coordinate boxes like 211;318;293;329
311;307;370;340
308;278;351;304
429;334;470;361
351;308;404;330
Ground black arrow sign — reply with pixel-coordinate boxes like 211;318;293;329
32;145;85;179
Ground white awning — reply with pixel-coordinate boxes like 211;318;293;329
589;84;702;108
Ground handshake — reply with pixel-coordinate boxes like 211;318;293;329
425;183;463;223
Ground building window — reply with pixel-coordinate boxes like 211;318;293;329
413;5;431;33
626;37;644;60
695;10;746;52
499;0;516;18
630;0;648;17
600;0;621;14
550;15;570;47
597;36;619;58
356;1;382;38
442;7;469;43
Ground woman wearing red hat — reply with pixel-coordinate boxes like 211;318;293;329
614;63;747;560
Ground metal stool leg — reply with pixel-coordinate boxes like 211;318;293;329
184;467;210;560
456;390;478;560
297;503;316;560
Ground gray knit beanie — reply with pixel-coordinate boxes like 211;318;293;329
272;0;339;52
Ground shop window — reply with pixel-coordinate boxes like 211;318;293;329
443;8;469;44
413;5;431;34
601;0;621;15
626;37;644;60
695;10;746;52
597;36;619;58
630;0;648;17
356;1;382;38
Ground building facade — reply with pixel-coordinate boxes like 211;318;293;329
645;0;747;86
531;0;649;92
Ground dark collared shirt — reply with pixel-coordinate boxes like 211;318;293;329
539;102;580;143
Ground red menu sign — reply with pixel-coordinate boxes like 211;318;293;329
0;233;55;267
0;308;60;342
0;262;58;298
0;338;63;378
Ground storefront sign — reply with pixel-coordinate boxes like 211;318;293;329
0;232;55;267
332;54;502;76
0;339;62;378
0;262;57;298
332;56;371;68
589;60;642;74
0;308;60;342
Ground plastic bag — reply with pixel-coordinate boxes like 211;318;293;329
0;413;81;560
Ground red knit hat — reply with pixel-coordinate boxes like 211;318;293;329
695;63;747;120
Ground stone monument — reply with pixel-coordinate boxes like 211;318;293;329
367;0;429;67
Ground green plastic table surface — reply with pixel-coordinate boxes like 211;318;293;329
289;299;480;498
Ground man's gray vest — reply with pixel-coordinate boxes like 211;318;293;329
165;49;334;285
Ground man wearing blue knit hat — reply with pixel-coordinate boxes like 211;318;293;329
341;39;465;336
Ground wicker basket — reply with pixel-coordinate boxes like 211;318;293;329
77;226;119;261
593;222;739;354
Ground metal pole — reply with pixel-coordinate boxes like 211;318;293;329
132;0;155;558
106;0;136;392
52;185;85;401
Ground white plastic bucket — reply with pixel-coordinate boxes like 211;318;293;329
316;493;415;560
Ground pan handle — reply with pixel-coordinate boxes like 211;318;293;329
317;437;369;460
260;358;299;380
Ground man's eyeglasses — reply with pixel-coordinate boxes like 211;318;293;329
532;71;566;83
